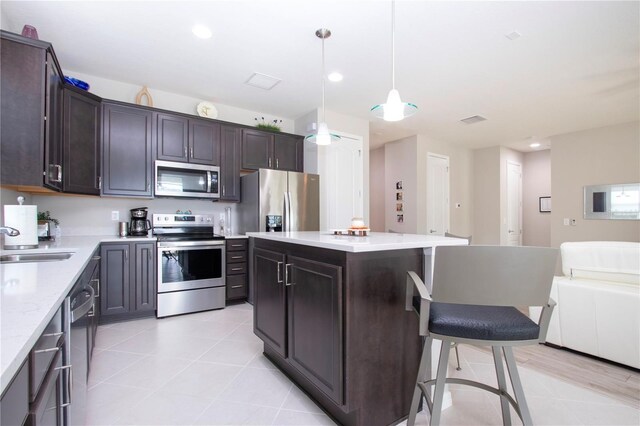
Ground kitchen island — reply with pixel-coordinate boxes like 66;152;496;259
246;231;467;426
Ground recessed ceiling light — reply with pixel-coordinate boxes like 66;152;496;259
327;72;343;82
192;25;212;39
505;31;521;41
529;142;541;148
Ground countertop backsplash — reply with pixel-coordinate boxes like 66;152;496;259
29;194;240;237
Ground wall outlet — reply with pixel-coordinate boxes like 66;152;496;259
111;211;119;221
563;218;570;226
455;203;461;208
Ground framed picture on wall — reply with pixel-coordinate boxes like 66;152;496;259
396;181;403;190
397;214;404;223
539;196;551;213
396;203;403;212
396;192;403;201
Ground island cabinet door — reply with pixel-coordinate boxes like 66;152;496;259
287;256;343;405
253;247;287;356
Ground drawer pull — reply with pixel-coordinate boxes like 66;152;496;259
231;244;244;248
231;267;243;271
42;332;64;338
231;256;243;259
231;285;243;289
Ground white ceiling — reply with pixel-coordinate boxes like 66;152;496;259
2;1;638;151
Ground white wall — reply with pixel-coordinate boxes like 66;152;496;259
64;70;295;133
550;121;640;248
29;194;238;237
523;150;551;247
472;147;501;244
385;136;418;233
369;147;385;232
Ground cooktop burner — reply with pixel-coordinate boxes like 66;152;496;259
152;214;224;241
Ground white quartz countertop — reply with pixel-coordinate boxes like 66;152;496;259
245;231;468;253
0;235;156;392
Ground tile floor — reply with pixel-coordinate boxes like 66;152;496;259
87;303;640;425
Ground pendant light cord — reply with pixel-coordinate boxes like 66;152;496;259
321;33;326;122
391;0;395;90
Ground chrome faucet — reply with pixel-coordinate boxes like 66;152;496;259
0;226;20;237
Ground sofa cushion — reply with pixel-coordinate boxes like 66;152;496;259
560;241;640;284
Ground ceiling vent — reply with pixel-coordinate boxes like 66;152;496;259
460;115;487;125
245;72;282;90
505;31;522;41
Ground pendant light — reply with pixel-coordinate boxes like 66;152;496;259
305;28;341;146
371;0;418;122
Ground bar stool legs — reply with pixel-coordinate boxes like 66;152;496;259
504;347;533;426
492;347;512;426
430;342;451;425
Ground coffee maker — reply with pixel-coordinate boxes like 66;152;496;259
129;207;151;236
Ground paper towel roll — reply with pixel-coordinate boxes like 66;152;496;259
3;205;38;249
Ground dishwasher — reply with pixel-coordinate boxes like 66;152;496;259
62;280;94;425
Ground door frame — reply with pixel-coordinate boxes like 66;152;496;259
426;152;450;236
506;160;523;246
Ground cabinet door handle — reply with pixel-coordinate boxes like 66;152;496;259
125;250;128;262
97;176;102;190
34;346;61;354
184;146;188;158
231;285;243;289
277;261;283;283
42;331;64;338
92;256;101;261
268;158;272;168
284;263;294;286
276;158;279;169
222;185;226;196
91;278;100;298
49;164;63;182
190;147;194;158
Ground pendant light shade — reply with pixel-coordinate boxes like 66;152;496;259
371;1;418;121
305;28;341;146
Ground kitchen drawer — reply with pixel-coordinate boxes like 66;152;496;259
226;239;247;252
29;306;63;403
227;274;247;299
227;262;246;275
226;251;247;264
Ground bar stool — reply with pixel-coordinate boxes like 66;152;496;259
405;245;558;426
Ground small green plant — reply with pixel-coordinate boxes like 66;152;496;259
255;117;283;132
37;211;59;226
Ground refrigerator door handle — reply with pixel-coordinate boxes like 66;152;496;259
283;192;291;232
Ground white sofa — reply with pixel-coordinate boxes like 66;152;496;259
530;241;640;368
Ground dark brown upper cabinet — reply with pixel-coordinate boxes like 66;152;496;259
102;102;154;198
156;113;220;166
220;125;241;202
156;113;188;162
241;129;303;172
0;32;64;191
63;87;101;195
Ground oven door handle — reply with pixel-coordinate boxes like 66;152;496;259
158;242;225;250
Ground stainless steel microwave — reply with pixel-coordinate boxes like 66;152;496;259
155;160;220;199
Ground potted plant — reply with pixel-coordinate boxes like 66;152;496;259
255;117;283;132
37;211;59;240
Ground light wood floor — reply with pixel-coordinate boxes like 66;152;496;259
476;343;640;408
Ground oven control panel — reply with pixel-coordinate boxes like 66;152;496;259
152;214;215;227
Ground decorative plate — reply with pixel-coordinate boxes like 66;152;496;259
197;101;218;119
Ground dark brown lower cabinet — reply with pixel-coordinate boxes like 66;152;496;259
100;242;156;322
252;238;423;426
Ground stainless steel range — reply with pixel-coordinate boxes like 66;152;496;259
152;214;225;318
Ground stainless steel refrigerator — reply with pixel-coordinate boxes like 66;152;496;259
238;169;320;234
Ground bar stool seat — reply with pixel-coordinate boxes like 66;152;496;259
406;245;558;426
429;303;540;341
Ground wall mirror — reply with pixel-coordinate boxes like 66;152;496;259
584;183;640;220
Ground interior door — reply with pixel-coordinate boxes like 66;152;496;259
506;161;522;246
426;153;450;236
318;135;364;230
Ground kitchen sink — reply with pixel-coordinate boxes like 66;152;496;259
0;252;74;264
